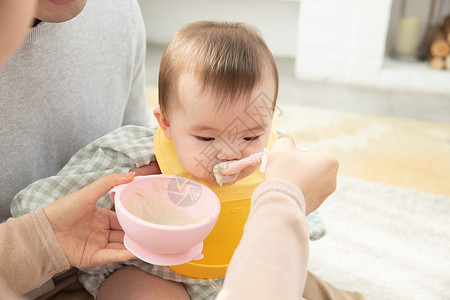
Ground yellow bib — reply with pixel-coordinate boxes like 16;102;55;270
154;127;277;279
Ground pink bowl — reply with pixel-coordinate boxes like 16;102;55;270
110;175;220;258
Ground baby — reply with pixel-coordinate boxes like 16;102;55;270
153;20;278;188
146;20;279;295
109;21;279;298
12;21;324;299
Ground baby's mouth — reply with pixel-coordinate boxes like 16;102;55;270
212;150;269;186
212;160;240;186
213;172;238;186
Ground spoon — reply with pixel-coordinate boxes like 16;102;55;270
213;149;270;186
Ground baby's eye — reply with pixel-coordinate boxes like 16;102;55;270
196;136;215;142
243;136;260;141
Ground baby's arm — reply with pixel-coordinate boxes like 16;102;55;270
130;161;161;176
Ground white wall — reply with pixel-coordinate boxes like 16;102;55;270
294;0;450;95
138;0;300;58
295;0;392;81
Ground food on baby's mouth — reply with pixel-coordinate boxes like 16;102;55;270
126;189;200;226
213;172;237;187
213;150;269;186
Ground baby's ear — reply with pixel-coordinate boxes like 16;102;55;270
153;108;173;139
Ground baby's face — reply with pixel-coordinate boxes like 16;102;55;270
162;73;276;186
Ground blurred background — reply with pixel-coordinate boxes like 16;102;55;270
139;0;450;123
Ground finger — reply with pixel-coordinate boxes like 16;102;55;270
91;249;136;266
109;230;125;243
108;210;123;231
76;173;135;206
106;243;127;250
272;134;296;151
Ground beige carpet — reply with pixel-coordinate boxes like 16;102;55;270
308;176;450;300
273;103;450;198
147;88;450;299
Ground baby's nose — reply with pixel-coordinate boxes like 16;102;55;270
216;147;242;161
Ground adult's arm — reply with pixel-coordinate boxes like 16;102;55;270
0;208;69;296
217;179;309;300
0;173;137;296
217;135;338;300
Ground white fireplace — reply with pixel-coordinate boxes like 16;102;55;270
295;0;450;96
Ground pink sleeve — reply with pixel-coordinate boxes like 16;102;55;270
217;179;309;299
0;208;70;295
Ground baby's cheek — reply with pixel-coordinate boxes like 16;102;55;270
173;150;195;174
183;154;213;179
243;142;265;156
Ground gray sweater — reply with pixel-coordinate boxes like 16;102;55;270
0;0;149;222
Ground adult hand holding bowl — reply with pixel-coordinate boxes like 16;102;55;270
110;175;221;266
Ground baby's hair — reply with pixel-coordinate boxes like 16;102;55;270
158;20;279;117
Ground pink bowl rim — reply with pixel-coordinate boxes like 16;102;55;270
114;174;221;231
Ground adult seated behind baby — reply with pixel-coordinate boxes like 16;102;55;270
12;20;363;300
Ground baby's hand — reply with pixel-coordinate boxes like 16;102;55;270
130;161;161;176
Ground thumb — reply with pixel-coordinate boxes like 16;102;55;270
75;172;135;205
272;134;296;152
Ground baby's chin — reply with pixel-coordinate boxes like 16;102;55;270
200;176;233;186
211;178;239;187
187;165;259;187
208;169;257;187
192;173;239;187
